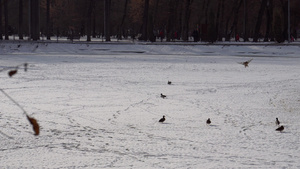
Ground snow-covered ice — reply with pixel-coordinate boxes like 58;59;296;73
0;41;300;168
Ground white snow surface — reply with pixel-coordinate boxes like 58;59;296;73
0;41;300;168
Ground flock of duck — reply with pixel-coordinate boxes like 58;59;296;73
159;80;285;133
159;115;284;132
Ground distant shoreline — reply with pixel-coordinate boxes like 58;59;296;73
1;37;300;46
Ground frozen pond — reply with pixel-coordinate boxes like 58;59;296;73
0;42;300;168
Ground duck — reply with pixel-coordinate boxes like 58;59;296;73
161;93;166;99
276;125;284;132
275;118;280;125
206;118;211;125
159;116;165;123
238;59;253;68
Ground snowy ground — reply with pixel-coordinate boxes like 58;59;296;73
0;41;300;168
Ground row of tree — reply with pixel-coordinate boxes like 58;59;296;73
0;0;299;42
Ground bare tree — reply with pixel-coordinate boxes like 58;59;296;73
166;0;176;42
182;0;193;41
92;0;96;38
280;0;288;41
226;0;243;41
140;0;150;41
204;0;210;25
86;0;94;42
118;0;128;40
243;0;249;42
1;0;300;43
218;0;225;41
46;0;50;40
18;0;24;40
30;0;40;41
253;0;268;42
177;1;183;40
225;0;236;41
208;10;217;43
4;0;8;40
273;10;284;43
216;0;222;41
104;0;111;41
153;0;159;26
0;0;3;40
264;0;273;41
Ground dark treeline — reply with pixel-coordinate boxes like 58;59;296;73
0;0;299;42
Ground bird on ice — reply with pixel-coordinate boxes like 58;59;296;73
168;81;172;85
161;93;167;99
159;116;165;123
206;118;211;125
276;125;284;132
275;118;280;125
238;59;253;68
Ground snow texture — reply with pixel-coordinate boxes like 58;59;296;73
0;41;300;168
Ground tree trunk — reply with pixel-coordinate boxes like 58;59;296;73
218;0;225;41
86;0;93;42
204;0;210;25
18;0;24;40
280;0;288;41
118;0;128;40
224;0;236;41
253;0;268;42
104;0;111;41
273;11;284;43
243;0;249;42
0;0;3;40
4;0;9;40
30;0;40;41
264;0;273;42
216;0;221;41
173;0;179;40
268;0;274;41
166;0;175;42
46;0;50;40
182;0;193;41
148;14;155;42
153;0;159;27
92;2;96;38
141;0;149;41
175;1;183;40
226;0;243;41
208;10;217;43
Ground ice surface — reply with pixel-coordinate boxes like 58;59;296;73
0;42;299;168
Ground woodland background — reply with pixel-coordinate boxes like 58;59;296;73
0;0;299;42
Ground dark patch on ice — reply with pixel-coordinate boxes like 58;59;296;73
92;49;110;51
112;50;145;54
234;54;298;58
